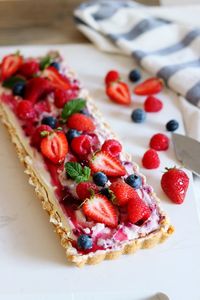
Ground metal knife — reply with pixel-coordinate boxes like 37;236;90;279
172;133;200;176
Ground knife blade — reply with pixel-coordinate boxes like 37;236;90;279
172;133;200;176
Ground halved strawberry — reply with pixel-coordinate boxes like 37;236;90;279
43;66;71;90
128;195;151;224
134;77;163;95
82;194;118;228
89;151;126;177
106;81;131;105
1;54;23;81
25;77;53;103
40;131;68;164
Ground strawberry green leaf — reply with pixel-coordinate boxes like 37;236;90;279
61;98;86;120
40;56;52;70
2;76;26;89
65;162;91;183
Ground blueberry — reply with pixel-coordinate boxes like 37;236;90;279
100;187;112;199
131;108;146;123
50;61;60;70
125;174;142;189
77;234;92;250
129;69;141;82
66;129;81;142
166;119;179;132
41;116;57;129
12;82;26;97
93;172;108;187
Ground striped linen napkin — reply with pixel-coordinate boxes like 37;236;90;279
74;1;200;140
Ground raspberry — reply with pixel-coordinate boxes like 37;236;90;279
150;133;169;151
54;88;72;108
71;135;91;156
101;139;122;157
67;113;95;132
16;100;36;120
76;182;99;200
144;95;163;112
142;149;160;169
31;125;52;148
105;70;120;85
19;60;39;78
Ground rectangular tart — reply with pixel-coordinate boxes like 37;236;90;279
0;51;173;267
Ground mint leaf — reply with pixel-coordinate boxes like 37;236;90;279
2;76;26;89
61;98;86;120
65;162;91;183
40;56;52;70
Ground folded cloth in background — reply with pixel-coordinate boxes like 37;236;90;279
74;0;200;140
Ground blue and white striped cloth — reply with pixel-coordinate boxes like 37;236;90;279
74;1;200;108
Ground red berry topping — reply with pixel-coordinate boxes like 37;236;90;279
110;180;136;206
150;133;169;151
89;151;126;177
25;77;53;103
82;194;118;228
31;125;52;148
40;131;68;164
101;139;122;157
76;182;99;200
54;88;71;108
134;77;163;95
128;195;151;224
105;70;120;85
34;100;51;116
71;135;91;156
87;133;100;152
142;149;160;169
16;100;36;120
19;60;39;78
67;113;95;132
43;66;71;90
106;81;131;105
161;167;189;204
144;95;163;112
1;54;23;81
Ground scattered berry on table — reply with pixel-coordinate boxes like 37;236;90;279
67;113;95;132
41;116;57;129
71;135;91;156
142;149;160;169
150;133;169;151
76;182;98;200
125;174;142;189
89;151;126;177
129;69;141;82
161;167;189;204
93;172;108;187
128;195;151;224
166;119;179;132
131;108;146;123
82;194;118;228
50;61;60;70
77;234;93;250
106;81;131;105
16;100;36;120
12;82;26;97
110;180;137;206
144;95;163;112
66;129;81;142
19;60;39;78
105;70;120;85
134;77;163;95
101;139;122;157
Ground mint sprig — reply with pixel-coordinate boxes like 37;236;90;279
2;76;26;89
40;56;52;70
65;162;91;183
61;98;86;120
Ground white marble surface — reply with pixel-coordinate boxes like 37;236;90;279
0;45;200;300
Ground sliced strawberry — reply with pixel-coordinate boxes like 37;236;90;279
105;70;120;85
82;194;118;228
128;195;151;224
134;77;163;95
40;131;68;164
89;151;126;177
19;60;39;78
43;66;71;90
106;81;131;105
1;54;23;81
110;180;136;206
67;113;95;132
76;182;99;200
31;125;52;148
25;77;53;103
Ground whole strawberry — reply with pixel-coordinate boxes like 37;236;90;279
161;167;189;204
